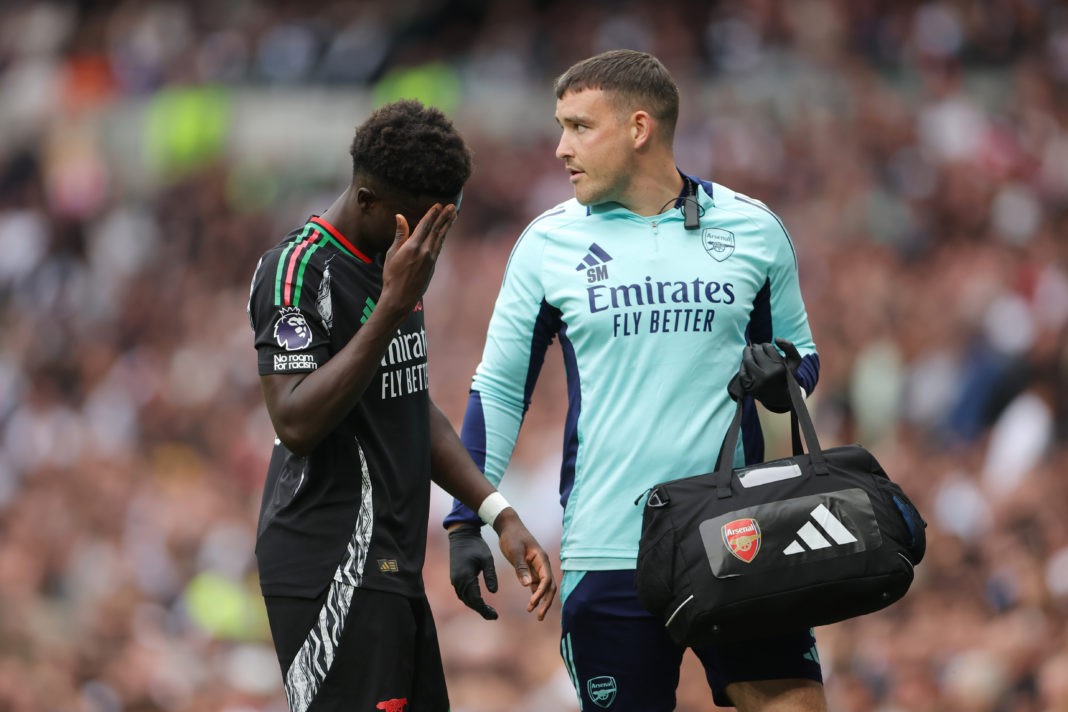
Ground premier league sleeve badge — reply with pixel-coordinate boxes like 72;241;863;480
273;307;314;351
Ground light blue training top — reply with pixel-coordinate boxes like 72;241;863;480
445;175;820;573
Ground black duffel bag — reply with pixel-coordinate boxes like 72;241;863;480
635;369;926;646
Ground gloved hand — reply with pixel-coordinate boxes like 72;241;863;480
727;337;803;413
448;524;499;620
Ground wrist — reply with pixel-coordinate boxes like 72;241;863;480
365;297;410;330
490;506;518;536
477;491;511;528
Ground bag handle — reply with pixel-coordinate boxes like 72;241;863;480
714;368;828;499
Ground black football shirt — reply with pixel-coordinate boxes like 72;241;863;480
248;215;432;599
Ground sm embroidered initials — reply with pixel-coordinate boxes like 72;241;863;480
576;243;613;283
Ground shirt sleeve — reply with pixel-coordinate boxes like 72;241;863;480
248;245;333;376
736;198;820;396
444;225;557;528
762;209;820;394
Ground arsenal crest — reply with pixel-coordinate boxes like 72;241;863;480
702;228;735;262
721;518;761;563
587;676;617;708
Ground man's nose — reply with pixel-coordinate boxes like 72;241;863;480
555;133;572;160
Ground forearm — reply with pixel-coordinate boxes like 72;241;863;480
442;386;527;528
264;304;409;454
430;400;499;515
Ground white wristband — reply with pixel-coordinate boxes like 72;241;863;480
477;492;511;526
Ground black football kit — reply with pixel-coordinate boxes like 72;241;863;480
248;215;447;711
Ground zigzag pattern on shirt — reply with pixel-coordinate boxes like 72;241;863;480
283;440;374;711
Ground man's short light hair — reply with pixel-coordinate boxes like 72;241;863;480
554;49;680;141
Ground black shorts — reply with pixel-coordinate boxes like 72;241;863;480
264;581;448;712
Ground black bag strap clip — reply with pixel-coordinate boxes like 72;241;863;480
634;486;670;507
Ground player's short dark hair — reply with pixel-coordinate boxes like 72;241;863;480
555;49;680;140
349;100;472;200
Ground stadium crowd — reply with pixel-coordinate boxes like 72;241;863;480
1;0;1067;710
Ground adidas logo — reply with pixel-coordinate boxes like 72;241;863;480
783;504;857;555
360;297;376;324
576;243;613;283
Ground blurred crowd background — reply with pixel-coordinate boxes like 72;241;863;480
1;0;1067;710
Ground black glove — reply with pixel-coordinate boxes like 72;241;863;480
448;525;499;620
727;337;803;413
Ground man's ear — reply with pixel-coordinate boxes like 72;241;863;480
355;186;378;213
631;110;653;149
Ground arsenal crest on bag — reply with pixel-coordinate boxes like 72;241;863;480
635;370;927;646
